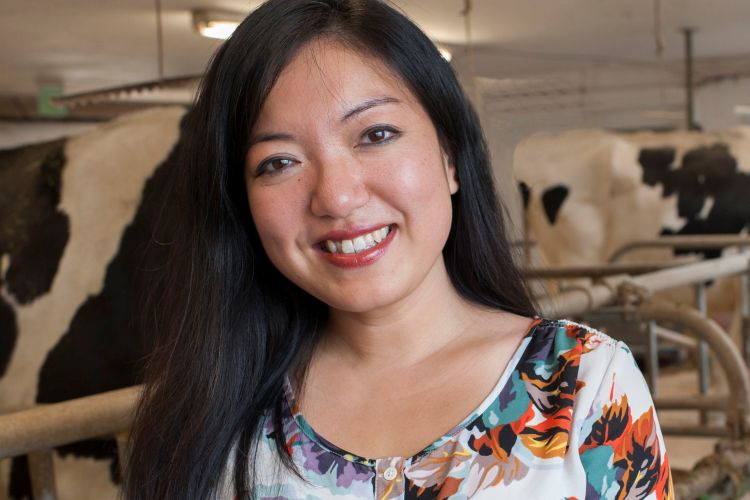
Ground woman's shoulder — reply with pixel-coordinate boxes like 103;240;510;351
523;317;628;366
518;317;644;412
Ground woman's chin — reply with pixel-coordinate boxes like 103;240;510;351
321;288;401;316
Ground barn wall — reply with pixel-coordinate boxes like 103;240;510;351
696;77;750;132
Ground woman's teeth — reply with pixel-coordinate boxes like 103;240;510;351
323;226;391;254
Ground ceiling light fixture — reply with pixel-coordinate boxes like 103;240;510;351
192;9;246;40
436;45;453;62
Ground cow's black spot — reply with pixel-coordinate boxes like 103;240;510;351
541;185;569;225
8;456;31;500
0;295;17;377
518;181;531;210
639;143;750;258
639;147;676;195
6;211;70;303
57;438;121;482
0;139;69;304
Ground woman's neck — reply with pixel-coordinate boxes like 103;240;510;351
319;259;481;373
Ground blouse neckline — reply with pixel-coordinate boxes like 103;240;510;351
281;317;544;466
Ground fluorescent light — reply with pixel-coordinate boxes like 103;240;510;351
436;45;452;62
197;20;239;39
734;105;750;116
193;9;246;40
193;8;454;63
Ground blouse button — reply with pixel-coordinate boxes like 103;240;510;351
383;466;397;481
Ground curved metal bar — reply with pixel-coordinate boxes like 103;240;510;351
636;300;750;438
523;257;698;280
537;274;626;317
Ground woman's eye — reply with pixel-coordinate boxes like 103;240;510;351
257;157;297;176
360;126;400;145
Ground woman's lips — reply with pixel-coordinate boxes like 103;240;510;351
316;225;396;268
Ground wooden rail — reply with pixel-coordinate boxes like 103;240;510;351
0;386;140;460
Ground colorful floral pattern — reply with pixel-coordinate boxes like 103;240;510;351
250;319;673;499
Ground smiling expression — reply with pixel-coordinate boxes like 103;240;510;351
245;40;459;313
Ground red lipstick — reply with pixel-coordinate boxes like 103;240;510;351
316;224;396;268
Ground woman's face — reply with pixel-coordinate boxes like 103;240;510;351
245;40;458;313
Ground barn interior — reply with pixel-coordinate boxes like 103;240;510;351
1;0;750;498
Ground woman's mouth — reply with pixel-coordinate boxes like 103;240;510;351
316;224;396;268
320;225;391;254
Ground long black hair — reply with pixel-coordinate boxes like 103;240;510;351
123;0;535;498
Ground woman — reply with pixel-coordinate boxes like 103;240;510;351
124;0;672;498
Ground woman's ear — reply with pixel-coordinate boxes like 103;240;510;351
443;153;459;194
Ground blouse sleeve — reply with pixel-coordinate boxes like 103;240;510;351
577;341;673;499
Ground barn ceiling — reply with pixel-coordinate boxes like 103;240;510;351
1;0;750;113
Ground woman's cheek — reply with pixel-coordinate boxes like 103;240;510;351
249;190;292;251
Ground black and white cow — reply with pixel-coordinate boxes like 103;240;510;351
514;127;750;322
515;127;750;264
0;106;185;499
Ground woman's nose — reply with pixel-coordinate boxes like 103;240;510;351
309;156;370;218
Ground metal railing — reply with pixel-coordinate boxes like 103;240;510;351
607;234;750;263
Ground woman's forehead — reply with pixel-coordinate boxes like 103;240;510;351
255;40;418;128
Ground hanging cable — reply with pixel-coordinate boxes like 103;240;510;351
460;0;475;78
155;0;165;81
653;0;668;108
653;0;664;59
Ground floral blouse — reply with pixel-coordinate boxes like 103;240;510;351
244;318;673;499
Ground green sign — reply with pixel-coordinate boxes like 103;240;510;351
37;85;67;117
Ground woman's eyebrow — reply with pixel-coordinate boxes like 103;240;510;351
249;132;295;147
249;97;400;146
340;96;401;122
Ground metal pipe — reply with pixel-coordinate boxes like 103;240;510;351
660;425;729;438
654;395;728;410
538;253;750;317
537;274;627;317
0;387;140;459
646;321;660;397
683;27;697;130
741;271;750;362
636;300;750;438
695;284;710;409
523;257;697;280
633;253;749;293
608;235;750;263
654;324;698;349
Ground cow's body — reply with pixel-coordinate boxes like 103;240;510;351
515;127;750;264
0;107;185;499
